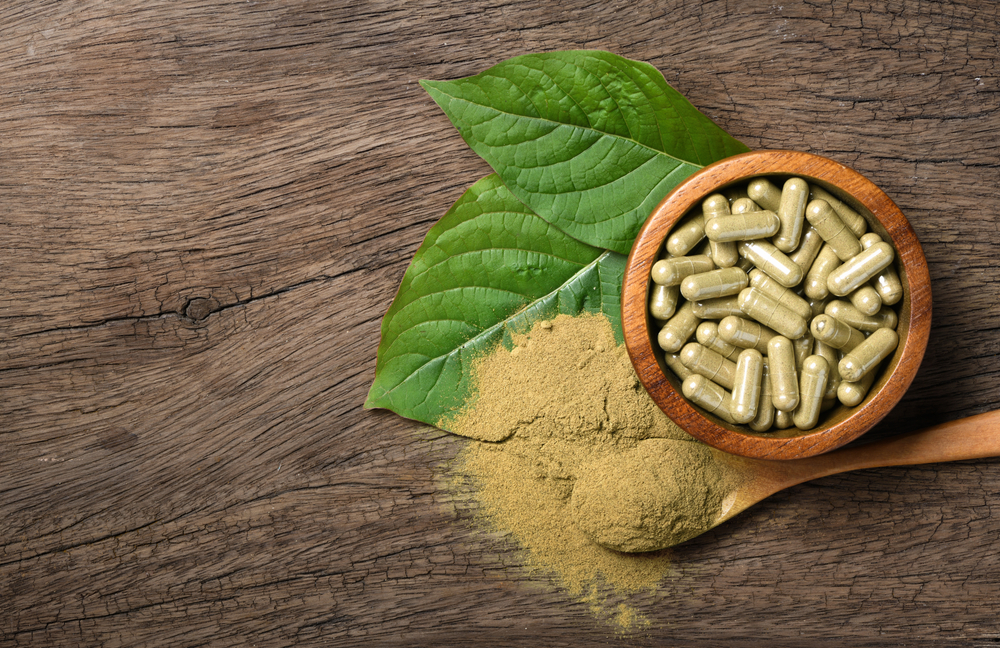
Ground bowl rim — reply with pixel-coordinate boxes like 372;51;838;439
623;150;932;459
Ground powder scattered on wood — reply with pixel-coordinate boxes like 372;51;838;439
445;312;713;627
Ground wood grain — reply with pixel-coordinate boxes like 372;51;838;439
2;0;1000;645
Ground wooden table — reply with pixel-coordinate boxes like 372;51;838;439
3;1;999;645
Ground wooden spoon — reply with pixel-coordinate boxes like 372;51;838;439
572;409;1000;552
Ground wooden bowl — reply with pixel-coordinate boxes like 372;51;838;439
623;150;932;460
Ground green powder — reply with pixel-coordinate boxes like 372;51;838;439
570;439;730;552
444;313;739;627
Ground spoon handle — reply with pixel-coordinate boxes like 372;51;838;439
770;408;1000;486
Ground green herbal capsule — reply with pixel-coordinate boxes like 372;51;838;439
649;283;680;320
692;295;743;320
805;199;862;262
809;185;867;237
848;284;882;316
747;177;782;212
748;269;813;320
793;331;814;370
718;315;777;354
789;224;824;272
773;408;794;430
792;355;830;430
696;321;743;362
657;301;700;353
703;194;739;268
860;233;904;306
813;339;842;401
810;314;866;352
651;254;715;286
839;328;899;382
738;287;808;340
666;213;706;257
826;242;895;297
705;211;780;242
837;370;877;407
775;177;809;252
731;348;764;424
767;335;799;412
737;240;803;288
824;300;898;332
682;374;736;424
664;351;694;381
680;267;749;301
803;244;841;300
749;359;775;433
681;342;738;390
731;197;760;214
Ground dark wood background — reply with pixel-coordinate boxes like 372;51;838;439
3;1;999;645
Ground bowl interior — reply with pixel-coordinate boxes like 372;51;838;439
623;151;931;459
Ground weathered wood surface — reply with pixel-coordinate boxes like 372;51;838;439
2;1;999;645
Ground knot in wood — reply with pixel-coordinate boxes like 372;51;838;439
183;297;220;323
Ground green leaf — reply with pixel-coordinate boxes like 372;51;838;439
364;174;627;429
420;50;750;255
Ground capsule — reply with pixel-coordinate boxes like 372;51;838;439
696;321;743;361
680;267;749;301
792;355;830;430
682;374;736;424
810;314;866;352
664;352;694;381
874;268;904;306
749;359;775;433
861;234;904;305
774;177;809;252
805;199;862;262
803;244;841;300
649;284;680;320
767;336;799;412
813;339;842;401
839;328;898;382
717;315;777;355
692;295;743;320
748;269;813;320
666;213;706;257
681;342;738;389
737;287;808;340
826;242;895;297
725;186;749;205
773;408;794;430
731;348;764;424
747;177;782;212
848;284;882;316
824;300;898;332
793;331;814;370
837;369;877;407
788;224;824;272
737;240;803;288
702;194;739;268
809;185;867;237
731;197;760;214
651;254;715;286
657;301;699;353
705;211;780;242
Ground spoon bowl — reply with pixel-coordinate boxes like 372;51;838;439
572;409;1000;552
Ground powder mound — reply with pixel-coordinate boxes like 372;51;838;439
570;438;729;553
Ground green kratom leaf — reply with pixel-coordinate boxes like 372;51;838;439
364;174;627;428
420;50;750;255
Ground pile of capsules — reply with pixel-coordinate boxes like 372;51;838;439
650;177;903;432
